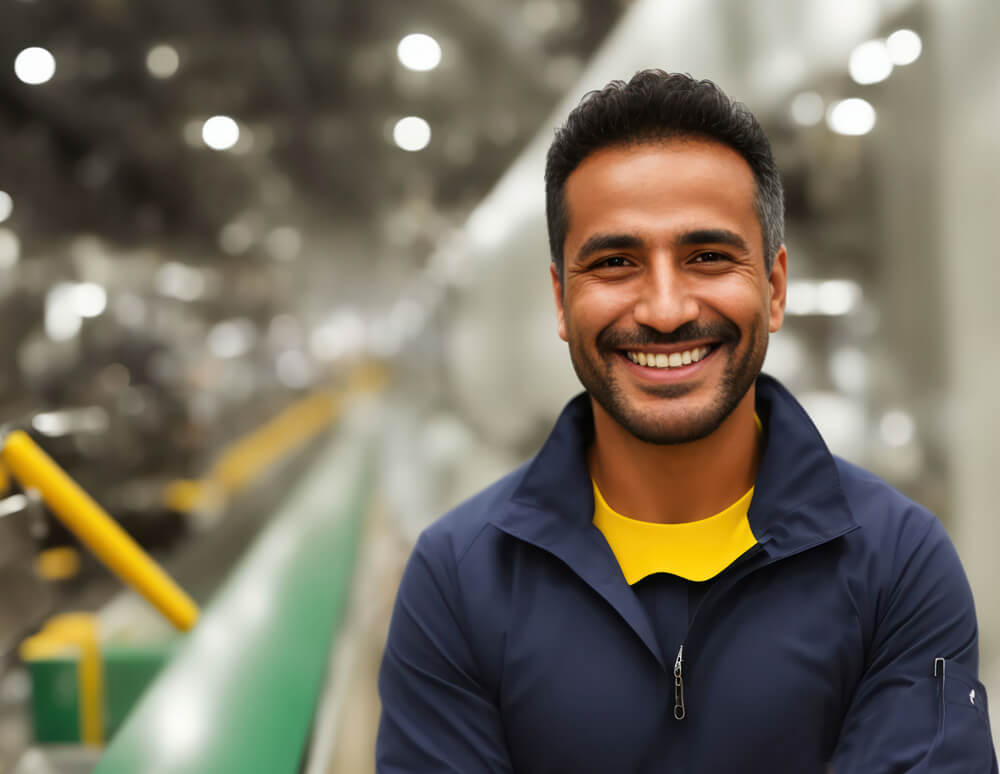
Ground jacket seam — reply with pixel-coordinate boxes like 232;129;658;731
455;519;503;567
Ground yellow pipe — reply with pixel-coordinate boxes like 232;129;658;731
161;364;388;514
208;390;340;497
1;431;198;631
21;613;105;746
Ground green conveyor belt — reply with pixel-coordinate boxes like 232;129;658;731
93;428;373;774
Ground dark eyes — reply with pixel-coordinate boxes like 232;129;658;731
588;251;731;270
594;255;631;269
690;251;729;264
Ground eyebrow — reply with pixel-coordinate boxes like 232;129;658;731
676;228;750;253
575;233;645;263
574;228;750;263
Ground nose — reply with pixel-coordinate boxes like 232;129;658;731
632;260;700;333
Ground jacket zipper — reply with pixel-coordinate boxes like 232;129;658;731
673;644;685;720
671;546;768;722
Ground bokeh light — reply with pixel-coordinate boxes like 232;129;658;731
202;116;240;151
0;191;12;223
887;29;922;66
393;117;432;152
0;228;20;270
789;91;825;126
827;98;876;136
147;44;180;78
14;47;56;85
849;40;893;85
397;34;442;72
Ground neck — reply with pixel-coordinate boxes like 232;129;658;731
588;388;762;524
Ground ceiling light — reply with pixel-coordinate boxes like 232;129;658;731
146;44;180;79
848;40;893;85
789;91;825;126
202;116;240;151
826;98;876;136
393;116;431;152
45;284;82;341
71;283;107;318
155;262;206;301
397;34;442;72
0;191;12;223
886;29;922;65
14;47;56;85
207;319;256;359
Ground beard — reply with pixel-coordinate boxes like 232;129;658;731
567;317;767;445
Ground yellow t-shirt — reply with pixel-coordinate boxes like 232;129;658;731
592;481;757;584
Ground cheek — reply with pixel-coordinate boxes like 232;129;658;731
564;285;631;334
706;278;769;322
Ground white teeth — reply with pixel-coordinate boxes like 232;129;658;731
627;346;712;370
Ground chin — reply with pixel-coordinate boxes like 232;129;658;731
611;399;735;445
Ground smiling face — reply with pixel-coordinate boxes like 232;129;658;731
551;139;787;445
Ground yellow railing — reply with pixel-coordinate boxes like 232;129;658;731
6;362;388;746
1;430;199;632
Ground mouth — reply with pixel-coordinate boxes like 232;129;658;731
621;344;717;371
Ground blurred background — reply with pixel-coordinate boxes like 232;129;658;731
0;0;997;771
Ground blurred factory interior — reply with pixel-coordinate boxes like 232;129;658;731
0;0;998;770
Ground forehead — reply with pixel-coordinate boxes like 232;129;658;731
562;140;761;257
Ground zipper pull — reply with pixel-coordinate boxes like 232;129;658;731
673;644;686;720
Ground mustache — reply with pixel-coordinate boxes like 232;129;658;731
597;320;740;350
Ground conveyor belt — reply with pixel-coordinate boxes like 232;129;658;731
92;414;374;773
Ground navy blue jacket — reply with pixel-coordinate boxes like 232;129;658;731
377;375;996;772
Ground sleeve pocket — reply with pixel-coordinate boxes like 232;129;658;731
922;659;996;773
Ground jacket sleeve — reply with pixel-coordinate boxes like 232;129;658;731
831;514;997;773
376;531;513;773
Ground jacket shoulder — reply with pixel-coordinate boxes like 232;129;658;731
834;455;940;537
832;456;969;609
417;459;531;566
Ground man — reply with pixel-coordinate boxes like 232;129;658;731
376;71;997;772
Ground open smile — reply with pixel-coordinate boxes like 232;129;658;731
615;343;721;381
624;345;715;369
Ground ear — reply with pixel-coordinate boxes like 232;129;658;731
550;262;568;342
767;246;787;334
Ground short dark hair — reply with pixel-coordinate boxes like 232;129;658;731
544;70;784;276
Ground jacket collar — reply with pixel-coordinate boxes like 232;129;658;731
747;374;859;553
490;374;858;667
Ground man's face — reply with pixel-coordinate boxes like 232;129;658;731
551;140;787;445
